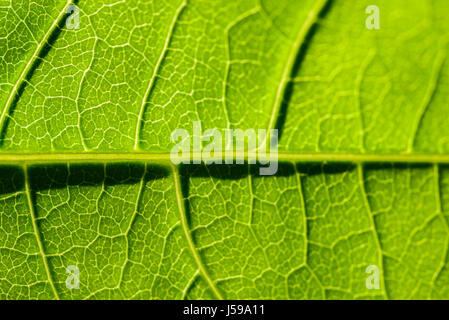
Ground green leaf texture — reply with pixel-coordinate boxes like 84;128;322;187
1;0;449;299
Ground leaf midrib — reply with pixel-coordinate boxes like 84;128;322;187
0;152;449;165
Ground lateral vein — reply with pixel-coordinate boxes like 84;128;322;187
24;165;60;300
133;1;187;150
170;164;224;299
0;0;73;140
357;164;388;299
408;50;447;152
265;0;328;143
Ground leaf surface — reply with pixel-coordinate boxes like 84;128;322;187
1;0;449;299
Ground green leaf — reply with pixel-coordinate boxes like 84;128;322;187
1;0;449;300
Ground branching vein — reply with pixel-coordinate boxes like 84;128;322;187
24;165;60;300
171;163;224;300
0;0;73;141
133;1;187;150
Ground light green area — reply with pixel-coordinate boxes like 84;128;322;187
1;0;449;300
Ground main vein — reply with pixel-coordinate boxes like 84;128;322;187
1;152;449;165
